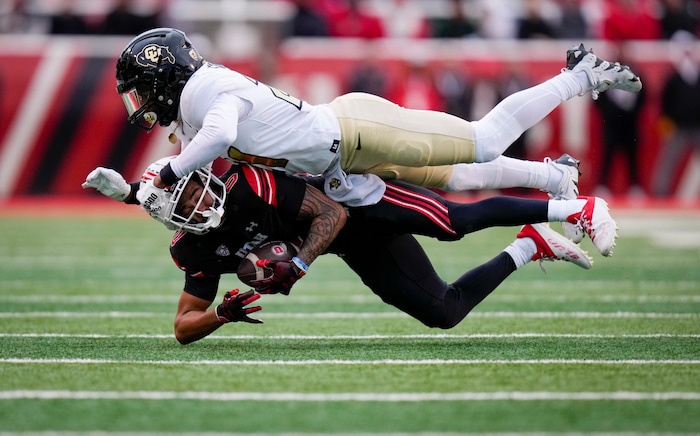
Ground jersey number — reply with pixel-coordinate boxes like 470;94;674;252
270;87;303;110
227;147;289;168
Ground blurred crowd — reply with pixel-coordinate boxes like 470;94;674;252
1;0;700;200
280;0;699;41
0;0;697;40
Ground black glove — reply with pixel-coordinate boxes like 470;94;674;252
252;257;308;295
215;289;263;324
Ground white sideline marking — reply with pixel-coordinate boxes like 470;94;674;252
0;311;698;319
1;333;699;340
1;390;698;401
2;292;700;304
2;358;699;365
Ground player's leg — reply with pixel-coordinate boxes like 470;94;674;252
447;195;618;256
340;228;590;330
364;154;579;201
331;45;641;171
338;232;515;329
329;92;476;173
472;44;642;162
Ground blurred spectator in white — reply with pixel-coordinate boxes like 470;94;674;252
517;0;557;39
554;0;589;39
373;0;431;38
659;0;700;39
600;0;660;40
283;0;329;38
652;30;700;197
593;43;647;198
475;0;517;39
431;0;478;39
49;0;89;35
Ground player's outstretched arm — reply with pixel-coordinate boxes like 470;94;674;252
173;289;261;345
82;167;140;204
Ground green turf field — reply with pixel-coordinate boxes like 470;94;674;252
0;212;699;434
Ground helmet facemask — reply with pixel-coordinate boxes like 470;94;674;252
164;168;227;235
118;81;160;131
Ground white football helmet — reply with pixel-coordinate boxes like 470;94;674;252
140;156;226;235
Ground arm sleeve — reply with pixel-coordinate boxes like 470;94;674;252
169;93;246;179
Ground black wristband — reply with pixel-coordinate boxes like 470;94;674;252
125;182;141;204
159;163;180;187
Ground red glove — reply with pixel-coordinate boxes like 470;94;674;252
215;289;262;323
252;257;308;295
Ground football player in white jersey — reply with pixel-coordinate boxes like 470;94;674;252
112;28;639;240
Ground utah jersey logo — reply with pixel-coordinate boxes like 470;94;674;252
136;44;176;67
215;244;231;257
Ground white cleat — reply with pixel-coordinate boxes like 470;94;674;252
566;196;618;257
565;43;642;100
545;153;585;243
517;223;593;270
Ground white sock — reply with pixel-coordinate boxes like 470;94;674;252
444;156;552;191
547;198;587;222
473;72;587;163
503;237;536;269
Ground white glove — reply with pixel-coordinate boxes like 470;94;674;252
82;167;131;202
136;178;167;215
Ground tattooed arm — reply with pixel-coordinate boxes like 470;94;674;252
295;184;347;267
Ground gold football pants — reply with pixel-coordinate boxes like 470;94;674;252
328;92;476;188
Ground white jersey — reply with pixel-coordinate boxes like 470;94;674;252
171;62;342;177
170;62;386;206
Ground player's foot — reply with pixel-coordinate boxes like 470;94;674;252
565;43;642;100
544;154;585;243
545;153;580;200
566;196;618;257
517;223;592;270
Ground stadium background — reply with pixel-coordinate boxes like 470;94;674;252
0;0;698;204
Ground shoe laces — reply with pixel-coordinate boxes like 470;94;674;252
578;208;594;240
536;257;552;274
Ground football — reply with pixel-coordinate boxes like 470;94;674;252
237;241;299;286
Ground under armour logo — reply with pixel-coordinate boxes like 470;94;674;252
330;139;340;153
245;222;258;232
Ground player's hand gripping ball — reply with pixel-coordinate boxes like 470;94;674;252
237;241;305;295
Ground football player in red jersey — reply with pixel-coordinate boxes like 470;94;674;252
85;157;617;345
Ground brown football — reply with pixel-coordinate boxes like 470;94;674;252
236;241;299;286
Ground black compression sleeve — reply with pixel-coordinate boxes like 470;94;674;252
125;182;140;205
159;163;179;187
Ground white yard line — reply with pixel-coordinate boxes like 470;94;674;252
1;293;700;303
0;390;698;401
1;333;698;340
1;358;698;365
0;311;697;319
